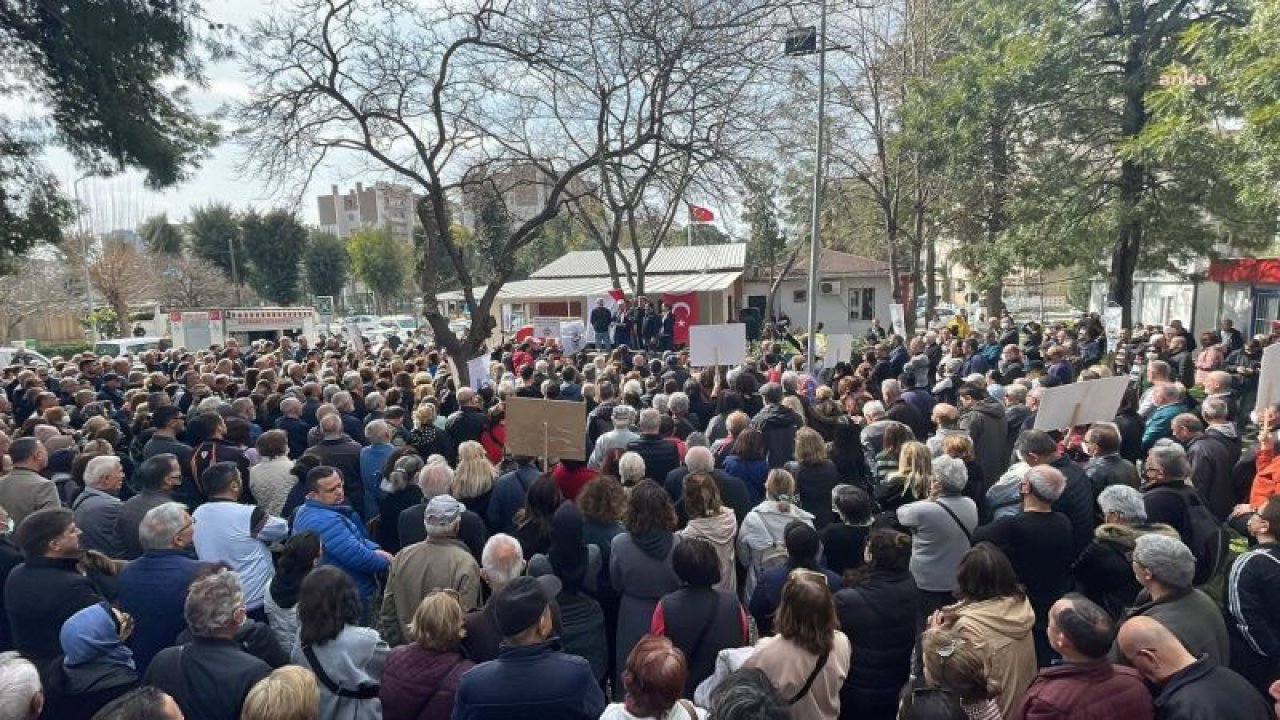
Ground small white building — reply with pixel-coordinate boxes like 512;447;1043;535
439;243;747;342
743;249;894;336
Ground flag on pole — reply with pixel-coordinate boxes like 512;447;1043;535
688;204;715;223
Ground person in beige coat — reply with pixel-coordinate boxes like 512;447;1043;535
929;543;1038;718
744;570;851;720
379;495;482;646
678;472;738;594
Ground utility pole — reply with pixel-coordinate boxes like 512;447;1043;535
228;233;241;306
73;174;98;344
785;3;829;374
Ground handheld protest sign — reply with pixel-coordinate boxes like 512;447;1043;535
560;320;587;354
1257;343;1280;412
1072;376;1132;428
689;324;747;367
466;355;490;391
505;396;587;464
889;304;906;336
1033;382;1088;431
824;334;854;366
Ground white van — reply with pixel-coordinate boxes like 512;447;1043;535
94;337;166;359
0;347;52;367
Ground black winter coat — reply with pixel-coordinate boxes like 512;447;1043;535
835;569;918;720
751;403;803;469
656;587;747;697
4;556;102;665
786;459;841;530
1049;454;1097;557
626;434;681;487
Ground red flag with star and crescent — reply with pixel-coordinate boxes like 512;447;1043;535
688;204;715;223
662;292;699;345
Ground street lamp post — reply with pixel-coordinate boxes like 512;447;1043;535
805;0;829;376
72;174;98;344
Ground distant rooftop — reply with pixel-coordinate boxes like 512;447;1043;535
531;243;746;279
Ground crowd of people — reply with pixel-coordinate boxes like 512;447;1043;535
0;309;1276;720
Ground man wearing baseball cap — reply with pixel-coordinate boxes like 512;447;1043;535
453;574;605;719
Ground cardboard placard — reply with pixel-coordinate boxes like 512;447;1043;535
505;396;587;462
560;320;587;354
466;355;490;391
1033;375;1132;431
889;303;906;336
824;334;854;366
1256;342;1280;411
689;323;747;367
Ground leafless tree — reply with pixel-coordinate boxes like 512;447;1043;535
0;255;83;344
155;253;240;308
237;0;792;376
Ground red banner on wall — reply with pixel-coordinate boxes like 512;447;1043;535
662;292;699;345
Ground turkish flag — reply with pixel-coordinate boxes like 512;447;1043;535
688;204;715;223
608;288;626;303
662;292;699;345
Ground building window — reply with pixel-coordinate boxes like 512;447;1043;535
848;287;875;321
793;289;807;303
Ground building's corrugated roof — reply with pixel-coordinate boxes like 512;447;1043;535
746;248;891;281
530;243;746;279
438;271;741;302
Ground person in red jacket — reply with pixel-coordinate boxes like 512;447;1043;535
1014;594;1154;720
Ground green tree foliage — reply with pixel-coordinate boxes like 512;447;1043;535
0;1;218;256
186;204;244;279
138;213;184;255
347;229;409;313
303;232;350;299
241;209;309;305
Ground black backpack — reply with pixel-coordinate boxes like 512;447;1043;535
1150;485;1227;586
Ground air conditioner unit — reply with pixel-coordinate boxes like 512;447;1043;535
820;281;841;295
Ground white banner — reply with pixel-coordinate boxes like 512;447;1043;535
1257;342;1280;411
531;317;560;341
689;323;747;367
1034;375;1132;431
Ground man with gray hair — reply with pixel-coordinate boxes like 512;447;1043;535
1018;429;1096;556
332;390;365;443
117;502;202;671
446;386;486;447
1142;441;1199;546
0;652;41;720
751;382;804;468
896;454;979;631
273;396;309;458
144;568;271;719
71;454;127;558
975;464;1075;665
1142;382;1184;453
463;533;561;663
1199;395;1241;466
589;404;639;470
363;391;387;422
1123;533;1229;666
663;445;751;525
380;495;482;645
668;391;696;440
627;407;680;483
1171;413;1234;521
360;419;395;517
397;461;484;556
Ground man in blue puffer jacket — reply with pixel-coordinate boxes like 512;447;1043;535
291;465;391;620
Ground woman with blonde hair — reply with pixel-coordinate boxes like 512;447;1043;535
743;571;851;719
919;627;1003;720
736;468;816;597
786;427;841;529
242;666;321;720
380;590;475;720
884;441;932;508
452;440;496;522
942;433;985;509
410;402;455;464
678;472;738;594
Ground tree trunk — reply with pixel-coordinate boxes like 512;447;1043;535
1109;28;1149;329
983;115;1010;320
764;248;801;332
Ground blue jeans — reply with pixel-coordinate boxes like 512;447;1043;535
595;330;611;351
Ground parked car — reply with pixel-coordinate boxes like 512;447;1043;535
94;337;165;358
0;347;52;368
